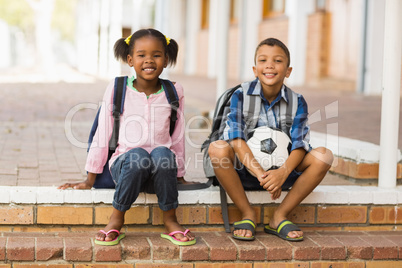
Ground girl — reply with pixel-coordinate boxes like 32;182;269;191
65;28;195;246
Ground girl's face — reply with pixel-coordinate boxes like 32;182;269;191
253;45;292;92
127;36;168;82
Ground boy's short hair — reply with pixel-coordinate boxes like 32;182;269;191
254;38;291;67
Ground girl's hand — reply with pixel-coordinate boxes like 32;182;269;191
58;180;93;190
58;173;96;190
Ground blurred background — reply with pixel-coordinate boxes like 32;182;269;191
0;0;400;94
0;0;401;186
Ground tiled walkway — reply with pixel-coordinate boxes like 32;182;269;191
1;68;401;187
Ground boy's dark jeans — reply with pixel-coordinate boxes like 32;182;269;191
111;146;178;212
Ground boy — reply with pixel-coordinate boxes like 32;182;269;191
208;38;333;241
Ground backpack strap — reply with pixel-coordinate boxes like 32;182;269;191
160;79;179;136
279;86;298;138
242;80;261;137
109;76;127;151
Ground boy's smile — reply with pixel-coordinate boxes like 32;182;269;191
253;45;292;102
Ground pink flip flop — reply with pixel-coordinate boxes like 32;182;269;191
94;229;125;246
160;229;196;246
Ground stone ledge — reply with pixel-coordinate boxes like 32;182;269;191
1;185;401;205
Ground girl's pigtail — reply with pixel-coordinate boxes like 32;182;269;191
114;37;130;63
166;38;179;67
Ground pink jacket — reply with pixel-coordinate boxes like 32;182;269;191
85;80;186;177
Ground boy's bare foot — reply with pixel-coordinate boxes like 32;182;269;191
233;211;257;239
269;214;303;239
95;209;125;242
163;210;195;242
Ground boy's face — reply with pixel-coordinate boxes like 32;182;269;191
253;45;292;91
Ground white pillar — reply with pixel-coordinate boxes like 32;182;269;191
239;0;262;81
216;0;230;98
108;0;122;77
285;0;314;86
208;0;219;79
378;0;402;188
98;0;110;77
0;20;11;68
361;0;386;95
185;0;201;75
154;0;169;34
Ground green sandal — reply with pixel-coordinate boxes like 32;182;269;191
232;219;256;241
264;220;303;242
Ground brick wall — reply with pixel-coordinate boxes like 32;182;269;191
258;16;289;46
1;203;401;230
306;12;331;84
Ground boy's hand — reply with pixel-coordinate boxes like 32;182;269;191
270;187;282;200
260;167;288;194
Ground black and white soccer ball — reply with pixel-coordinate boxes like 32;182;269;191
246;126;291;171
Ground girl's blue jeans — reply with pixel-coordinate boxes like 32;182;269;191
110;146;178;212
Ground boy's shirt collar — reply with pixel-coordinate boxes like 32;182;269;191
247;78;288;105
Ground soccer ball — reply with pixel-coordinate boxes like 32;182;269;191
246;126;291;171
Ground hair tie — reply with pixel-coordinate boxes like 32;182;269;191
165;36;171;45
125;35;132;45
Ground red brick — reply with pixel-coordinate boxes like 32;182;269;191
14;265;72;268
7;237;35;261
201;232;237;261
181;237;209;261
254;263;309;268
36;237;63;260
208;205;261;224
75;265;132;268
293;237;321;260
64;237;92;261
148;233;180;260
94;243;122;262
229;233;265;261
317;206;367;224
258;235;292;261
336;236;372;259
361;236;398;260
384;234;402;259
195;264;252;268
0;206;34;225
0;238;5;260
136;264;192;268
311;262;365;268
310;236;346;260
121;235;151;260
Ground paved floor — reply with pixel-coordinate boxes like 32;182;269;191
0;66;401;187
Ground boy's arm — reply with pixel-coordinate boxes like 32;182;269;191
260;148;306;194
229;138;266;181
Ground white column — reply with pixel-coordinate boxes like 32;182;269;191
0;20;11;68
108;0;122;77
285;0;314;86
378;0;402;188
239;0;262;81
154;0;169;34
185;0;201;75
215;0;230;98
98;0;110;77
361;0;386;95
208;0;219;79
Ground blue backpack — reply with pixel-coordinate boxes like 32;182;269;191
88;76;179;189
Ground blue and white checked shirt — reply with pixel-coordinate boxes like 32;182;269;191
222;80;311;152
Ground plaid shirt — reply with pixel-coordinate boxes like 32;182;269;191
222;80;311;152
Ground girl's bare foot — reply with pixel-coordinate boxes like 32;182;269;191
163;209;195;242
95;209;125;242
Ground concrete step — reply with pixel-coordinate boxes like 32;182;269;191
1;230;402;266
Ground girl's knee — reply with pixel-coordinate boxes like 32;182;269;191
150;146;176;171
124;148;152;171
